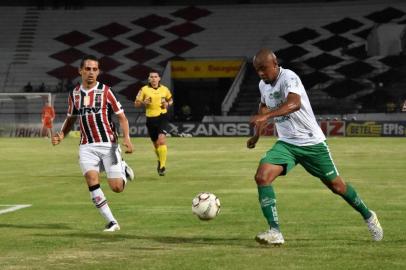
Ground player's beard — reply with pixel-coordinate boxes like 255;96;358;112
86;77;96;85
262;78;273;84
260;75;272;84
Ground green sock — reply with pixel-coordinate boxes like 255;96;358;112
258;185;279;230
340;184;371;219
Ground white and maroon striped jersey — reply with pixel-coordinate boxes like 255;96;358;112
67;82;124;145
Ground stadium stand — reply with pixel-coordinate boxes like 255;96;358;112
228;63;259;116
1;1;406;119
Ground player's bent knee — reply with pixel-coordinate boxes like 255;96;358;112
157;138;166;146
255;165;281;186
111;186;123;193
332;183;346;195
325;178;346;195
108;179;124;193
255;173;271;186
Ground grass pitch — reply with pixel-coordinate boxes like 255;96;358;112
0;137;405;270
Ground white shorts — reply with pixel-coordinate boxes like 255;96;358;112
79;143;124;179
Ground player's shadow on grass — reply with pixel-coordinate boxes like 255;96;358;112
0;223;73;230
130;235;290;249
33;232;130;243
46;232;256;247
52;232;395;248
36;175;82;179
145;235;243;246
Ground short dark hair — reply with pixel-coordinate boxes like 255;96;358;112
149;69;160;76
80;55;99;68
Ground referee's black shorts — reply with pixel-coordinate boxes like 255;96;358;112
146;113;169;142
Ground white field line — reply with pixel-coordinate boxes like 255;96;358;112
0;204;32;215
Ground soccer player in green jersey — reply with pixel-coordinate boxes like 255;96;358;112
247;48;383;245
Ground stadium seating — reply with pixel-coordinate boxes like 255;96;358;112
1;2;406;116
228;64;259;115
228;4;406;114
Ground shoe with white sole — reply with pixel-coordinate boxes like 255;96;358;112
123;161;134;181
104;221;120;232
255;228;285;246
365;210;383;241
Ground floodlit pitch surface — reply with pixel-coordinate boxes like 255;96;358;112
0;137;405;270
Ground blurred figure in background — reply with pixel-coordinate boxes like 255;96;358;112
181;104;192;121
24;82;33;92
38;82;46;92
41;101;55;138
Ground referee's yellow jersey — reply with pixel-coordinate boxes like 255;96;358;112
136;84;172;117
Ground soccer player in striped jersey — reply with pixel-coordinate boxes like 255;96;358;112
135;70;173;176
52;55;134;232
247;48;383;245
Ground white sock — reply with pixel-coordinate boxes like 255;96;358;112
89;185;117;223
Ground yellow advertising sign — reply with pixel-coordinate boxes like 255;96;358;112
171;60;243;78
346;122;382;137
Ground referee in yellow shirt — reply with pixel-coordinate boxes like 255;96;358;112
135;70;173;176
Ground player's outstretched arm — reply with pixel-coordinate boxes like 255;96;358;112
117;112;133;154
51;132;64;145
247;103;268;149
51;116;76;146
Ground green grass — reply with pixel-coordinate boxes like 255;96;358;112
0;137;405;270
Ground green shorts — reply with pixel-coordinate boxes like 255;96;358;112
260;140;339;181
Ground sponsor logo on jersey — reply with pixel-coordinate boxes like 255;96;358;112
79;107;101;115
272;91;282;99
274;115;291;123
291;77;299;87
83;96;90;106
74;94;81;108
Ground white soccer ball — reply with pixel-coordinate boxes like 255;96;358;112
192;192;221;220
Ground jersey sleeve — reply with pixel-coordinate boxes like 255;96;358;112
259;81;266;104
282;72;303;97
67;91;79;116
135;87;145;102
165;87;172;100
107;88;124;114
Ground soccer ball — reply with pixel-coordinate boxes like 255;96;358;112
192;192;221;220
